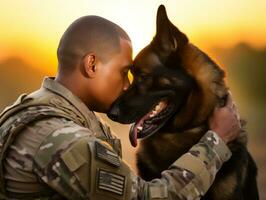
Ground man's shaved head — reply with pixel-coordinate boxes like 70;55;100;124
57;15;131;72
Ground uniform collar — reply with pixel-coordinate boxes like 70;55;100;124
42;76;97;128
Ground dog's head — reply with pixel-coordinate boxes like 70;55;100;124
108;5;226;147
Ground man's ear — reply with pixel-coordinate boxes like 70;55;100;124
154;5;188;54
83;54;97;78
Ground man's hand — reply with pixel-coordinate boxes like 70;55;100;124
208;91;241;144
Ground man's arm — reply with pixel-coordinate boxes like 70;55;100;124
130;130;231;199
33;129;230;200
33;93;240;199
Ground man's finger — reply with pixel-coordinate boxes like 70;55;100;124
232;102;236;110
237;113;240;121
226;91;233;107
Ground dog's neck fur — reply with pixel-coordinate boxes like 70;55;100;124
171;44;228;131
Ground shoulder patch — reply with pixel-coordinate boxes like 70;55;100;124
95;141;121;167
97;169;125;196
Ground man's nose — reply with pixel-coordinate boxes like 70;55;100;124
123;77;130;91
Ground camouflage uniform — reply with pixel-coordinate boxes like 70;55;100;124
0;77;231;200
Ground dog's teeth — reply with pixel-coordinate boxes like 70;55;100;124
137;126;143;131
150;113;155;117
155;105;161;111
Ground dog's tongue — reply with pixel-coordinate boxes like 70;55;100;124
129;100;168;147
129;124;138;147
129;113;150;147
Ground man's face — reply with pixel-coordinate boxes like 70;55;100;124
91;38;133;112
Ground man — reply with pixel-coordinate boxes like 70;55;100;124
0;16;241;199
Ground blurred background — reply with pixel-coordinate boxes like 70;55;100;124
0;0;265;198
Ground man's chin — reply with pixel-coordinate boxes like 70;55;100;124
94;104;111;114
85;102;107;113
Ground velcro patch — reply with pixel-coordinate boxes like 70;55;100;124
95;141;121;167
149;184;168;199
97;169;125;196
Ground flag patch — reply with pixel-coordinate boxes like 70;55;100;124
97;169;125;196
95;141;121;167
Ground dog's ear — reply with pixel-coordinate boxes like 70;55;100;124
154;5;188;54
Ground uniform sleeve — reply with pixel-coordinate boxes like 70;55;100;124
131;130;232;200
33;125;94;200
33;128;231;200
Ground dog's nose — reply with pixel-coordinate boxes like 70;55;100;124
107;106;120;121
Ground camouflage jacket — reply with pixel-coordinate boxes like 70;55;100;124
0;77;232;200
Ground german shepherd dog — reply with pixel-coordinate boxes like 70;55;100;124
108;5;259;200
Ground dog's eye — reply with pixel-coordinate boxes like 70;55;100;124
137;74;152;85
139;73;149;77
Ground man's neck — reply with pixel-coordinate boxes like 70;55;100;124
55;73;93;109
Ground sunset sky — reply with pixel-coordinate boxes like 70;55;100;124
0;0;266;74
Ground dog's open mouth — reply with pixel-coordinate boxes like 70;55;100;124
129;99;175;147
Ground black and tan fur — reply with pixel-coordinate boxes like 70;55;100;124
108;5;258;200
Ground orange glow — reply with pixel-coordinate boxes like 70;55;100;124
0;0;266;73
